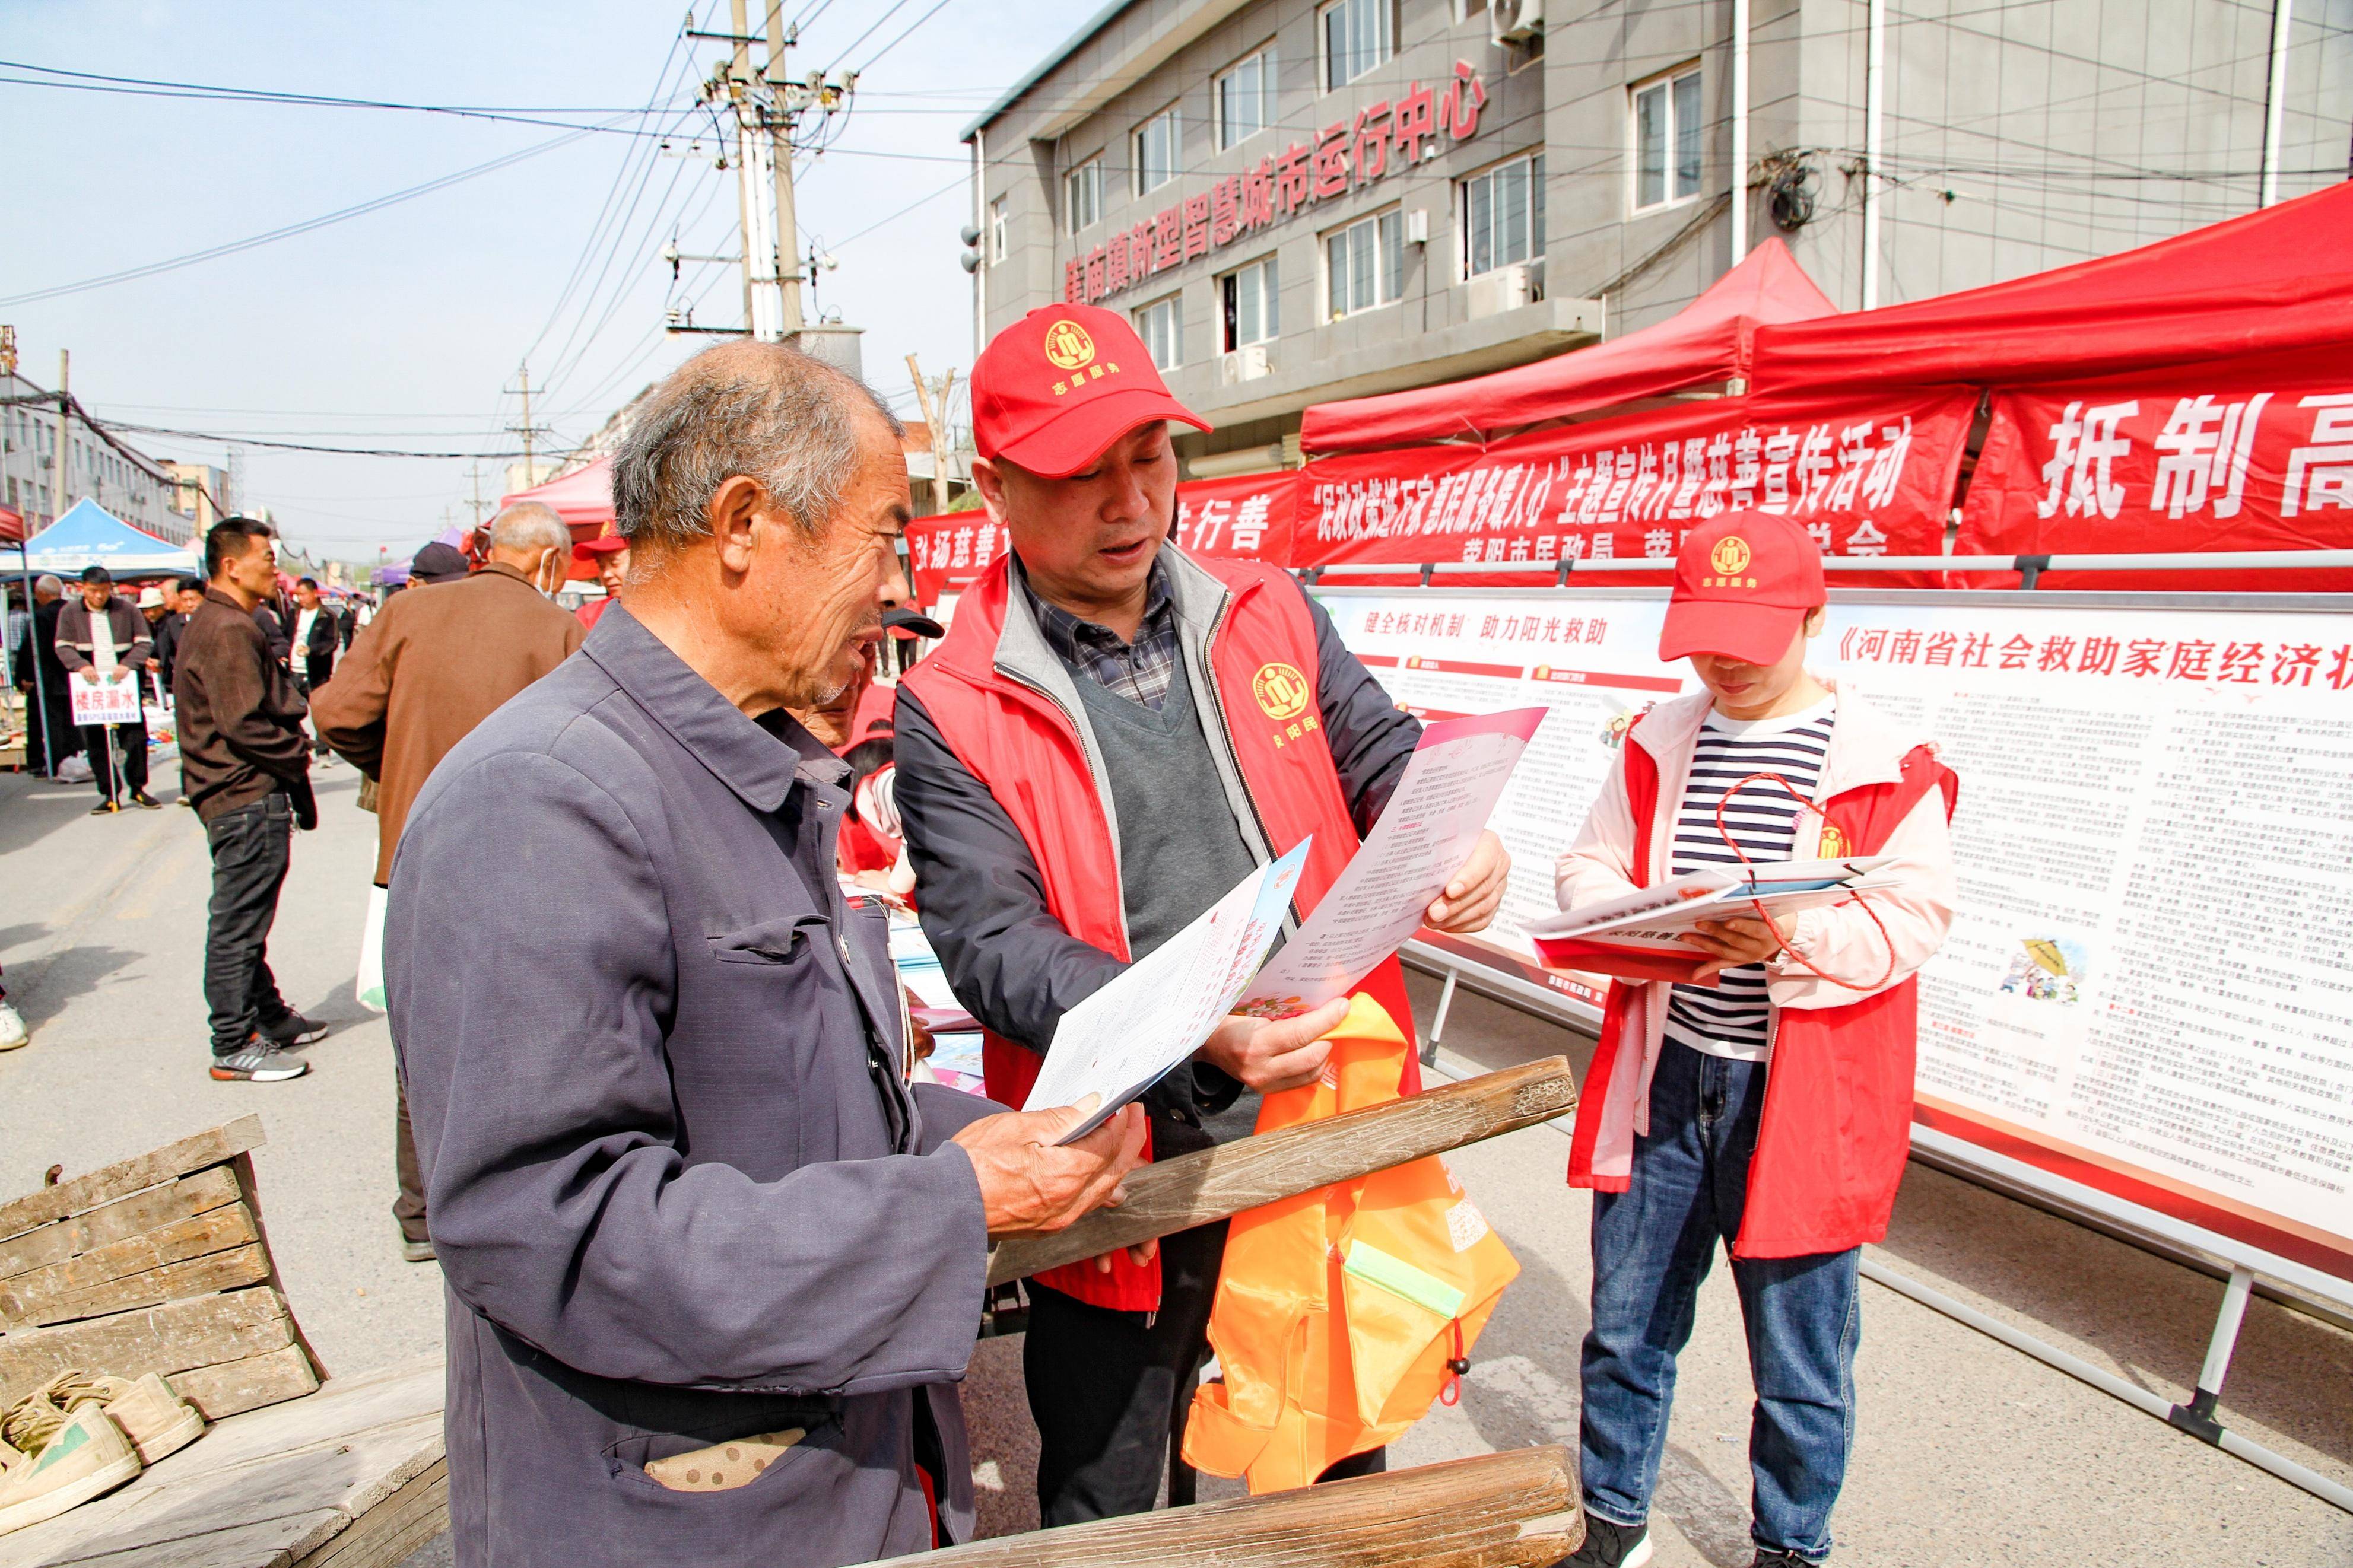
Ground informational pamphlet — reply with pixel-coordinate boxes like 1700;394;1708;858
1528;859;1894;981
1236;708;1546;1019
1026;839;1310;1143
69;673;142;727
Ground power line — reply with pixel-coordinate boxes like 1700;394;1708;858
856;0;964;73
0;121;615;307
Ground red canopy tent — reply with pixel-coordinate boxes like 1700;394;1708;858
501;457;616;539
1300;237;1837;454
1751;183;2353;396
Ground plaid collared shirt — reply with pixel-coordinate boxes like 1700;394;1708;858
1023;558;1182;711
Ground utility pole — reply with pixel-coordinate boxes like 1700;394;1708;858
505;362;548;487
468;460;489;527
904;355;957;514
765;2;803;335
52;349;69;524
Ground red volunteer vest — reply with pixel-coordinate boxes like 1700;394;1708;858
1566;730;1958;1258
902;552;1420;1309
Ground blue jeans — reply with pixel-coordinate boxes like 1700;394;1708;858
1580;1041;1861;1562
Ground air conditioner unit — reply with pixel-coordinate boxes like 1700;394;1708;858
1220;344;1272;385
1466;262;1534;320
1492;0;1543;45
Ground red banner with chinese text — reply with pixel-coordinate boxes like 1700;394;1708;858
1293;387;1977;587
1172;470;1299;565
1956;346;2353;590
906;514;1011;606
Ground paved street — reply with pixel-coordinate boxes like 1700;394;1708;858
2;759;2348;1565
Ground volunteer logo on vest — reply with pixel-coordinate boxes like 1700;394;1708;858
1253;661;1311;721
1043;319;1095;371
1818;822;1849;857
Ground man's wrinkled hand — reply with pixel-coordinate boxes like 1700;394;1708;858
1426;829;1508;933
951;1098;1147;1239
1198;997;1350;1093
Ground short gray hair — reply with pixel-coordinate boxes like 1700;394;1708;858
488;501;571;555
34;574;62;596
612;341;901;551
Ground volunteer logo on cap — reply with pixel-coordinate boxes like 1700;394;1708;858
1657;511;1826;667
971;304;1209;479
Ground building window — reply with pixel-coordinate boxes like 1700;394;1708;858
1066;156;1102;234
1135;106;1181;196
1215;46;1276;150
1325;209;1402;319
1632;65;1703;211
1320;0;1390;91
1221;256;1280;351
989;195;1008;262
1463;152;1545;278
1135;293;1184;369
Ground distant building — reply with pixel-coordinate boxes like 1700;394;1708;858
1;370;188;542
964;0;2353;476
166;462;231;532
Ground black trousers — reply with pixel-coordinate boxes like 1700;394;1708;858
82;714;148;801
202;793;294;1055
21;688;80;773
1023;1217;1385;1525
300;658;334;754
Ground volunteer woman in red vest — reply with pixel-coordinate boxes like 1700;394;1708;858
894;304;1509;1526
1554;513;1957;1568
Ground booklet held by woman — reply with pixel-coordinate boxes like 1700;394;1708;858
1529;858;1893;984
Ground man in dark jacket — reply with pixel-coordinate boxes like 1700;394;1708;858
893;304;1510;1525
11;573;80;777
150;577;199;692
387;340;1145;1568
56;565;157;810
174;517;323;1082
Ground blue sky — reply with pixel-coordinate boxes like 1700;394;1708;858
1;1;1099;559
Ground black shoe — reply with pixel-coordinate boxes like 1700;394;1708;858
89;801;118;815
209;1036;310;1082
259;1011;328;1048
129;791;162;809
1559;1513;1652;1567
1751;1552;1817;1568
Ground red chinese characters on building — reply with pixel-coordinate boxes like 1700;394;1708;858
1060;61;1488;306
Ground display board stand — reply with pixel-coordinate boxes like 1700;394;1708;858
1336;581;2353;1513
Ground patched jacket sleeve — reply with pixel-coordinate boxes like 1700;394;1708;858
389;748;987;1395
891;685;1125;1055
1301;587;1422;834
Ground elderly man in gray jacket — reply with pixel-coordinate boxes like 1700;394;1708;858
386;342;1146;1568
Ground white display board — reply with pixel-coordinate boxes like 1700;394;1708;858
1322;587;2353;1302
68;674;143;727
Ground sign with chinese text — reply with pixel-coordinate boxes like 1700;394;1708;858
906;513;1012;606
1064;61;1489;307
1297;387;1976;583
1329;586;2353;1288
1958;348;2353;588
69;674;144;727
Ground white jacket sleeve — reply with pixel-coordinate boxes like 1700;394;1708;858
1767;786;1955;1010
1554;746;1646;913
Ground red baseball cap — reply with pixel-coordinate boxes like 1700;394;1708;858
1657;511;1827;666
970;304;1209;478
572;535;628;561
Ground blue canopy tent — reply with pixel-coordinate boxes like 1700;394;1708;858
20;499;199;577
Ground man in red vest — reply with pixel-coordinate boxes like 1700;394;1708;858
894;304;1510;1525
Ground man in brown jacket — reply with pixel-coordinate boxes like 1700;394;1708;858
174;517;321;1083
312;500;584;1259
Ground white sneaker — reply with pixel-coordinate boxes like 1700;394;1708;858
0;1003;26;1052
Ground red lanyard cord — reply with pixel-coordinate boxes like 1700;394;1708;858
1709;771;1897;994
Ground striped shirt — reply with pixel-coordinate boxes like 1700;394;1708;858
1662;698;1836;1063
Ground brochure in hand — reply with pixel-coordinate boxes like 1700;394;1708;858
1528;858;1894;984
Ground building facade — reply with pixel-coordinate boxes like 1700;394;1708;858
964;0;2353;473
2;371;196;543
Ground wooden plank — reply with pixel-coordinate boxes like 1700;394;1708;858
5;1243;274;1331
31;1509;349;1568
0;1170;244;1284
169;1345;321;1421
293;1462;447;1568
0;1288;294;1404
227;1152;325;1388
0;1206;261;1324
877;1446;1581;1568
0;1119;265;1242
987;1058;1576;1287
